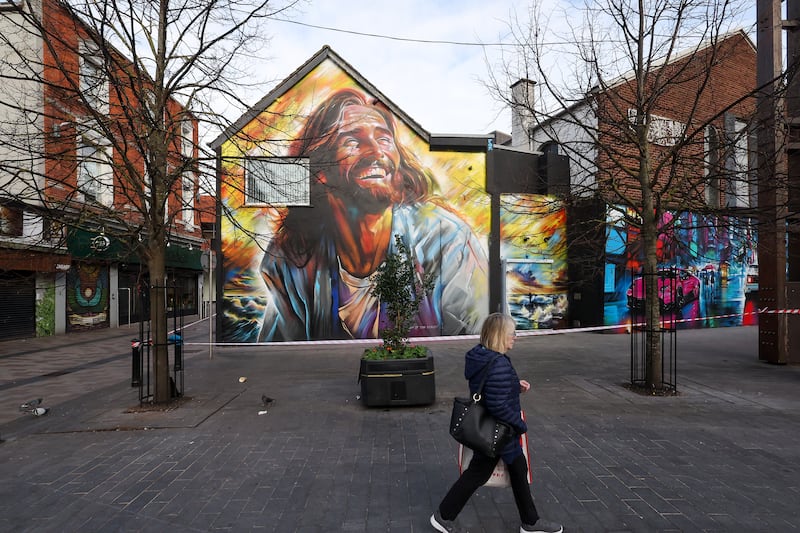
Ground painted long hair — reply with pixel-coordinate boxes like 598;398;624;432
273;88;436;265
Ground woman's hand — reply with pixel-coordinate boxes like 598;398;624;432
519;379;531;393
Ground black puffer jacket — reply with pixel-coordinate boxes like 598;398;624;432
464;344;527;462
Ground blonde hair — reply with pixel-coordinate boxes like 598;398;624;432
480;313;516;353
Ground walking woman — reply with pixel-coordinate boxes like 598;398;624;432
431;313;563;533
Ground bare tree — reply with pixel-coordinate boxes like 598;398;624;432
0;0;300;402
487;0;761;390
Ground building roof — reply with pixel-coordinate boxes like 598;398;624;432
531;28;755;132
595;28;754;93
209;46;431;149
197;194;216;225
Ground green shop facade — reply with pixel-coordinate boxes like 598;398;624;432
66;228;203;331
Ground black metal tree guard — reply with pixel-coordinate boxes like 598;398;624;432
629;268;678;393
131;284;185;404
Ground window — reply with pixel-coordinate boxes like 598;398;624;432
0;0;27;12
182;171;195;225
0;0;22;11
180;120;195;224
79;41;108;114
181;119;193;159
164;163;172;215
0;205;23;237
724;117;751;209
44;219;65;243
704;125;721;208
78;128;113;206
540;141;559;156
142;152;169;223
142;153;151;212
142;89;157;122
245;157;310;206
627;109;685;147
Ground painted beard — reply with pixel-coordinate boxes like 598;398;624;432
340;159;403;211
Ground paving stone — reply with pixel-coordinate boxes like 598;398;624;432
3;325;800;531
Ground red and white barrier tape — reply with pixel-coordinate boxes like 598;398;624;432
183;308;800;347
759;307;800;315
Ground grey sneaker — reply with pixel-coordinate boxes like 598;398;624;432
521;519;563;533
430;510;467;533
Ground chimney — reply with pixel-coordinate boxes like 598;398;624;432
510;79;536;150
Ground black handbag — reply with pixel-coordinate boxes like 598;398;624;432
449;354;513;458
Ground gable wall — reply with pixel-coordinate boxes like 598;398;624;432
595;33;757;208
217;56;570;342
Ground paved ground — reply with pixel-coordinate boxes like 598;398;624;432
1;320;799;532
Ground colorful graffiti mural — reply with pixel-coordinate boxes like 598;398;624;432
219;58;491;342
500;194;568;330
66;263;109;330
604;208;758;328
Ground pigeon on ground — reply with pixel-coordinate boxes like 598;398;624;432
32;407;49;416
19;398;42;411
261;395;274;407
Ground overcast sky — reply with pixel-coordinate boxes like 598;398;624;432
238;0;531;136
223;0;757;140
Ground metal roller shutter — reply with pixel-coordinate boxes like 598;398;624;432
0;271;36;339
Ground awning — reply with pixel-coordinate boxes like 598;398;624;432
164;243;203;270
67;229;202;270
67;228;130;262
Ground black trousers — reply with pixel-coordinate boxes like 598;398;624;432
438;451;539;525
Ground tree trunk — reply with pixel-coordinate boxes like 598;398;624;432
643;220;663;390
639;125;663;390
148;242;170;403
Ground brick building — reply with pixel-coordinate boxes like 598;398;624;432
513;30;759;330
0;0;203;339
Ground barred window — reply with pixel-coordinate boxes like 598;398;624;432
627;109;685;147
245;157;310;206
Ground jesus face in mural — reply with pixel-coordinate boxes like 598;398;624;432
327;105;403;210
253;87;490;342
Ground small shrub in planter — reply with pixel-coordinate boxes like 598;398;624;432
359;235;436;406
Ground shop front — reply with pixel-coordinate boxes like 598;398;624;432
68;229;202;328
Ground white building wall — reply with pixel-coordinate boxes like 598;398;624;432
531;103;598;195
0;0;45;203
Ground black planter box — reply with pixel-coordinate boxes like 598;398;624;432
359;354;436;407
